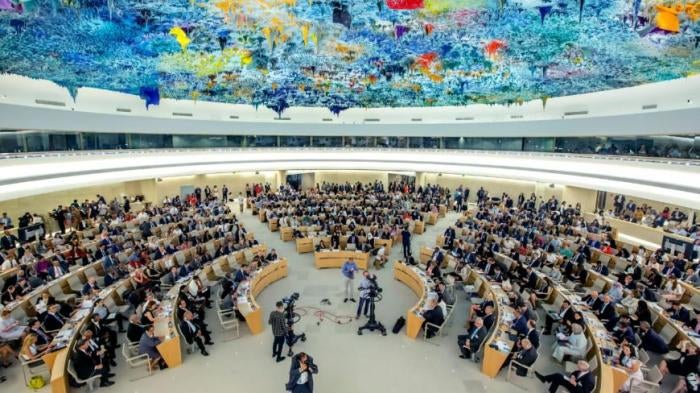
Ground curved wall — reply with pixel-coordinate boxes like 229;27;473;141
0;149;698;209
1;75;699;136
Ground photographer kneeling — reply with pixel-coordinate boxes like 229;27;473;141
286;352;318;393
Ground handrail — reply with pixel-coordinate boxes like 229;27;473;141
0;147;698;166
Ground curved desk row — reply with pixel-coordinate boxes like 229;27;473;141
295;236;392;255
461;267;515;378
49;275;135;393
314;250;369;270
492;251;629;393
237;258;289;334
393;262;431;339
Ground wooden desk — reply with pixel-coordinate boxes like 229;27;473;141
268;218;279;232
549;280;628;393
393;262;430;338
49;279;131;393
426;213;438;225
280;227;294;241
238;259;289;334
314;250;369;270
438;204;447;218
155;284;184;369
375;238;392;253
258;209;266;222
413;220;425;234
296;238;314;254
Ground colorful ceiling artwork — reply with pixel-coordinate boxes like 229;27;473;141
0;0;699;114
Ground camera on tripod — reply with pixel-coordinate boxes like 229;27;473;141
281;292;306;355
367;275;383;299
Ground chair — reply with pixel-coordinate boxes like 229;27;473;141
629;378;660;393
175;321;197;354
121;342;152;376
67;360;101;391
217;307;240;342
20;356;49;385
506;350;540;382
637;348;649;364
642;366;663;385
658;324;677;343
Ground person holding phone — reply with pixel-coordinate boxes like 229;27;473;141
286;352;318;393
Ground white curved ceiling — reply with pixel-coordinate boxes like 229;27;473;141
0;149;698;209
0;74;699;137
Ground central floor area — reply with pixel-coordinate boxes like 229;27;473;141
5;208;558;393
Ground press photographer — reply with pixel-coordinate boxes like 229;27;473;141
286;352;318;393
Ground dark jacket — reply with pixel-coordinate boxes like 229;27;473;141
512;346;538;376
286;355;318;393
641;329;669;354
71;349;97;380
571;370;595;393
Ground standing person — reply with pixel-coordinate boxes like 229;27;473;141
286;352;318;393
401;225;412;260
237;192;245;213
341;258;358;303
269;301;287;363
222;185;229;202
356;271;372;319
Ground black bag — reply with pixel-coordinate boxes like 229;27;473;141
392;316;406;334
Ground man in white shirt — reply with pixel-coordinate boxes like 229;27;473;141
373;246;387;269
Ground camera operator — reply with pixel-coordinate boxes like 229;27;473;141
356;271;373;319
286;352;318;393
268;301;287;363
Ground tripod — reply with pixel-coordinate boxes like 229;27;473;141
357;295;387;336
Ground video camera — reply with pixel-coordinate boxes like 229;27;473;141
282;292;301;325
367;275;383;300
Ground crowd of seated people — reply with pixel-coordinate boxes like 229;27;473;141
607;194;698;239
420;189;699;393
0;185;264;387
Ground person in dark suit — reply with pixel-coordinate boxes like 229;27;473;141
126;314;145;344
510;308;529;337
595;295;616;322
430;247;444;265
81;277;100;297
535;360;595;393
482;305;496;330
523;319;540;349
592;261;609;276
507;338;538;376
421;298;445;339
544;300;574;334
667;302;691;326
639;321;669;354
0;230;18;251
179;311;212;356
43;304;65;332
71;339;114;387
28;319;53;346
286;352;318;393
457;317;487;359
581;291;603;311
234;265;250;283
85;314;117;365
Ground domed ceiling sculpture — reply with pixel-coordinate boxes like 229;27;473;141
0;0;698;114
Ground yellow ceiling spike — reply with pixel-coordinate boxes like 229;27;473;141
169;27;191;52
300;24;310;46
